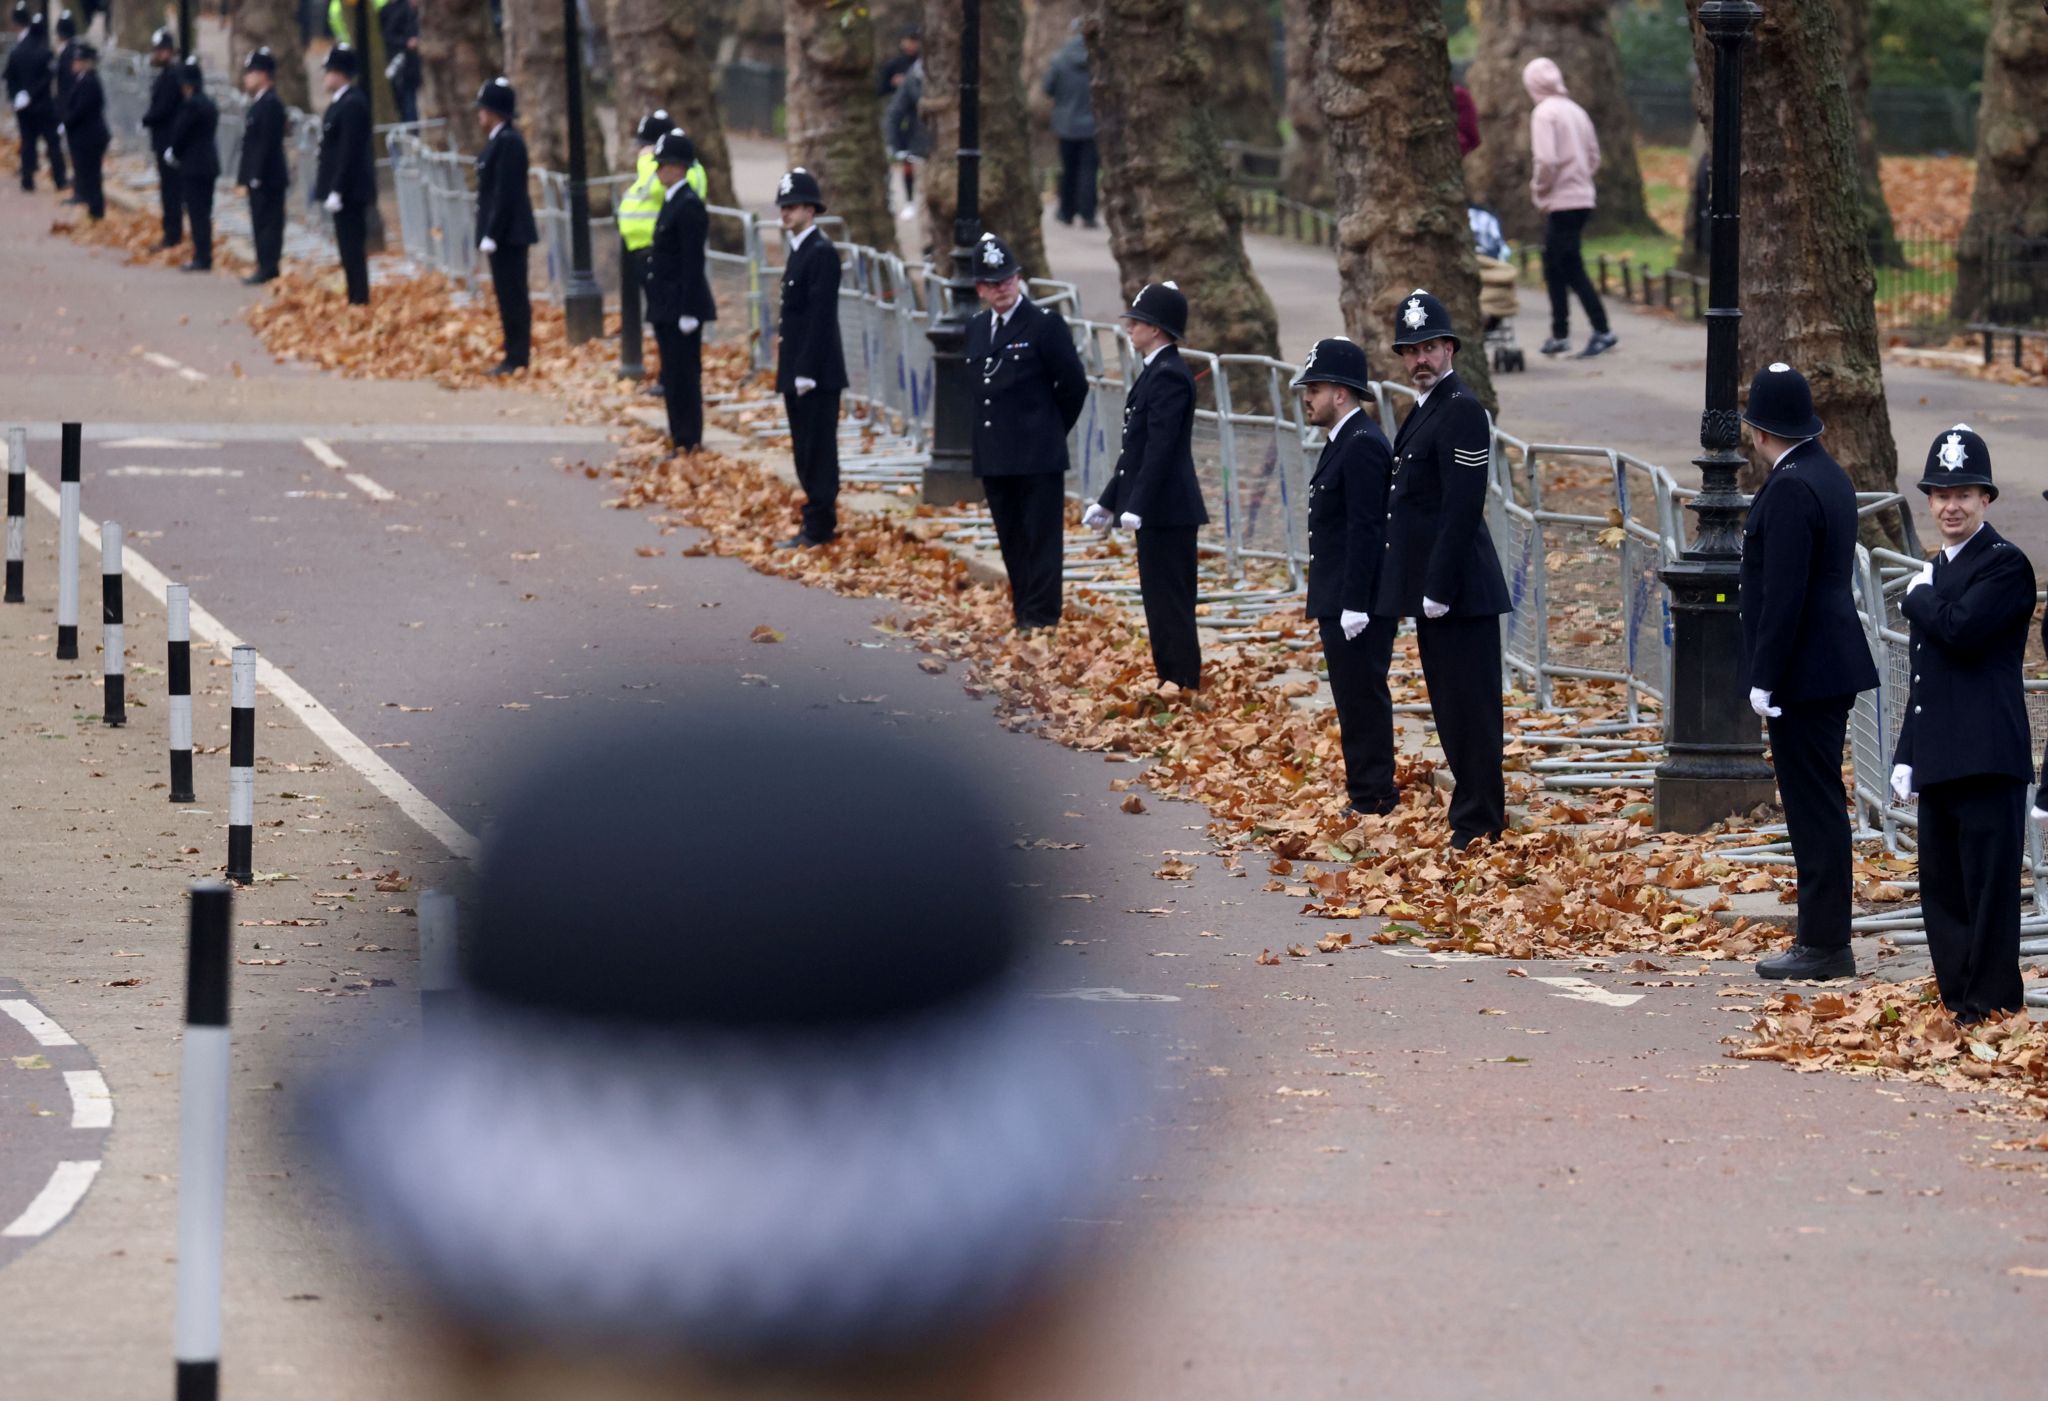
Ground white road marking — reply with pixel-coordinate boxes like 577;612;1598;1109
2;1161;102;1237
64;1070;113;1129
1;999;79;1047
140;351;208;382
345;472;397;502
1534;976;1645;1009
1039;987;1182;1003
302;438;395;501
1377;948;1491;964
107;465;244;478
300;436;347;470
22;468;478;860
104;437;222;450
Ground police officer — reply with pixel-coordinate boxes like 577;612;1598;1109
313;43;376;307
1084;281;1207;690
237;48;288;285
6;8;65;193
52;10;79;202
618;110;707;395
965;232;1089;633
1295;336;1399;815
1738;362;1881;981
474;77;537;375
644;129;716;452
165;59;218;273
57;39;103;221
1380;290;1511;848
774;168;848;548
139;27;183;246
1889;426;2034;1024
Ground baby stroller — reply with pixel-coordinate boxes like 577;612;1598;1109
1469;205;1525;373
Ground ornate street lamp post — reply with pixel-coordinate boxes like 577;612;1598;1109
921;0;985;506
559;0;605;345
1654;1;1778;831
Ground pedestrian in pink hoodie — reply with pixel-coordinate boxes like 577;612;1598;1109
1524;57;1616;359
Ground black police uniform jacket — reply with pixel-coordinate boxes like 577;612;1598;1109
237;86;288;189
55;39;78;111
1890;525;2035;788
313;83;375;207
4;30;55;119
1372;371;1508;619
1737;438;1880;701
965;297;1088;478
1306;406;1394;620
141;61;182;154
645;183;717;326
775;228;848;396
474;123;538;248
1094;345;1208;528
58;67;106;148
166;89;220;183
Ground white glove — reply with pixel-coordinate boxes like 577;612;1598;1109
1422;597;1449;619
1082;502;1112;533
1340;609;1370;642
2032;806;2048;826
678;316;699;334
247;178;259;189
55;123;63;136
1908;562;1934;594
1890;764;1915;804
323;191;342;213
1749;686;1781;719
795;376;817;397
11;92;28;112
163;148;178;167
479;236;497;254
1119;511;1142;532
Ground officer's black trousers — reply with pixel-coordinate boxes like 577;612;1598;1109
1765;695;1856;949
1917;774;2026;1018
488;243;531;367
248;184;285;276
784;388;841;542
983;472;1066;629
67;132;106;219
15;111;64;189
154;149;183;242
1136;525;1201;689
182;174;214;268
654;321;703;451
1321;613;1400;813
333;203;370;305
1542;208;1610;342
1417;614;1506;843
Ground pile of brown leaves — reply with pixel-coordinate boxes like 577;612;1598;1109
1878;156;1975;240
49;197;244;272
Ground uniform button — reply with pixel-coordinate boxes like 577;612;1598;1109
982;421;991;428
1913;674;1920;682
1914;705;1922;714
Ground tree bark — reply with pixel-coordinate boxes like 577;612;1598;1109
920;0;1047;282
419;0;501;151
606;0;738;214
1313;0;1495;412
1686;0;1900;543
231;0;311;112
1279;0;1329;207
727;0;786;65
117;2;169;51
1188;0;1278;149
1953;0;2048;325
1463;0;1653;242
1023;0;1084;161
1082;0;1280;361
500;0;609;176
1833;0;1903;268
784;0;896;251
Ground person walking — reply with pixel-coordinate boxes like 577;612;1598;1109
1378;292;1511;847
57;38;104;220
965;232;1089;633
6;8;66;193
1739;363;1881;981
1295;336;1400;816
1043;21;1097;229
165;58;219;273
237;47;288;285
379;0;421;124
773;168;847;549
645;129;716;453
140;26;183;246
473;77;537;375
1523;57;1614;360
884;56;932;222
1890;426;2034;1024
313;43;376;307
1084;282;1207;690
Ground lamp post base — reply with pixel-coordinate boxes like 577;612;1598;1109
1653;765;1779;834
921;465;983;507
563;277;606;347
1653;553;1777;833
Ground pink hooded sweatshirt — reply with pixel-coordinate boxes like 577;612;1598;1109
1524;58;1601;214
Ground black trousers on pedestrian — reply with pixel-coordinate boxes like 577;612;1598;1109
15;111;65;189
1136;525;1201;689
1321;613;1400;813
784;388;841;542
1543;207;1609;342
1918;774;2026;1018
182;173;214;268
392;82;419;125
154;149;183;242
1764;695;1855;950
655;321;703;451
1416;614;1506;843
1057;137;1098;224
488;243;531;367
68;132;106;219
334;202;370;305
983;472;1066;629
248;183;285;276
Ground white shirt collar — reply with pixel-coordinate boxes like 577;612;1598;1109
662;175;688;200
787;223;817;254
1771;437;1812;470
334;82;353;99
1142;343;1169;368
488;121;505;140
1331;404;1364;439
1942;521;1986;562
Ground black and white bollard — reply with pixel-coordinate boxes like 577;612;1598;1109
4;426;24;604
56;423;81;659
225;646;256;884
167;584;195;803
173;880;233;1401
101;521;125;727
418;888;459;1027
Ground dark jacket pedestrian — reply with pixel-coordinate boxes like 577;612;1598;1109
474;78;537;373
314;46;377;305
380;0;421;123
58;45;106;219
167;67;219;271
238;55;290;282
774;169;846;547
1043;30;1097;227
645;131;717;452
7;16;67;192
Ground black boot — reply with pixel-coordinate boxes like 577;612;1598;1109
1755;943;1856;981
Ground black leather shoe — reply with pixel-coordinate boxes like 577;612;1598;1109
1449;829;1501;851
485;361;528;377
774;533;819;550
181;261;211;273
1348;799;1398;818
241;271;275;286
1755;943;1856;981
153;238;180;251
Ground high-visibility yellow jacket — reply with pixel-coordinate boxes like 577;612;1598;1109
620;146;709;252
329;0;388;43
